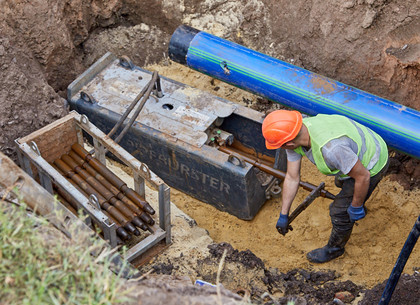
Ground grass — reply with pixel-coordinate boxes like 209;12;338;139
0;198;134;305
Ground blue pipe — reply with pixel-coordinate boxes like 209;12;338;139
168;25;420;159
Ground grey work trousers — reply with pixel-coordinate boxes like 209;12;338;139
328;159;390;248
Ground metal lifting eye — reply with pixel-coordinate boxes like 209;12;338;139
119;55;134;70
220;61;231;75
80;114;89;125
80;91;95;104
29;141;41;156
89;194;101;210
227;154;246;168
139;163;151;179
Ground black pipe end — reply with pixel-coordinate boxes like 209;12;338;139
116;227;131;241
144;204;156;215
168;24;200;65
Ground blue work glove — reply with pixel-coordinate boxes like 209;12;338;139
276;213;290;236
347;205;366;222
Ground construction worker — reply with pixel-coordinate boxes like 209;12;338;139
262;110;389;263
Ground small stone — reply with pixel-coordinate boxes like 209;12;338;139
139;23;150;32
342;1;355;9
334;291;355;303
361;9;377;29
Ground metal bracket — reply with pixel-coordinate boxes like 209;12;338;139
265;178;282;199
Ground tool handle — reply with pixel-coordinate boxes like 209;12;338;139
288;182;325;226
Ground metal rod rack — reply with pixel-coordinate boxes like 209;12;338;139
15;111;171;263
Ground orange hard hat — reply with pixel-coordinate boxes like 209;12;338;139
262;110;303;149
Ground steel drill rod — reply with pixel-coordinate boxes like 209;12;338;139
219;146;336;200
61;154;148;231
113;71;159;144
54;158;139;236
66;153;151;230
52;162;131;241
71;143;156;215
51;179;79;212
68;150;155;227
61;179;132;241
69;150;154;227
107;80;150;139
54;191;78;215
58;157;140;236
116;192;154;227
67;183;132;242
56;157;139;236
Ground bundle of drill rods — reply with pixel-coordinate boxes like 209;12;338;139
52;143;156;242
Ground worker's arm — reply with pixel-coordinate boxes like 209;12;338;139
281;159;301;215
346;159;370;207
276;158;301;235
346;159;370;221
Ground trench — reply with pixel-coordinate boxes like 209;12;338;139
3;1;420;303
72;8;420;299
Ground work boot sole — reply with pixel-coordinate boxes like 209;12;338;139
306;246;345;263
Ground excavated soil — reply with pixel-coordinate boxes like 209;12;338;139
1;0;420;304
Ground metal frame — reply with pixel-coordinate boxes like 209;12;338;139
15;111;171;262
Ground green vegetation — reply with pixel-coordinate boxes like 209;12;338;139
0;200;132;305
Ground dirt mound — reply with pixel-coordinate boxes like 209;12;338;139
141;240;419;304
360;272;420;305
208;242;265;269
388;151;420;190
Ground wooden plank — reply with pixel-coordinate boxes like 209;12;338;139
17;112;77;144
17;113;78;163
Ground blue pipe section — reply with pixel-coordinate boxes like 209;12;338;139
168;25;420;159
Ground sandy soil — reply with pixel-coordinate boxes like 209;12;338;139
171;161;420;288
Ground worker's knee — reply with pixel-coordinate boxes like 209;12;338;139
329;196;352;215
334;176;344;188
329;198;352;229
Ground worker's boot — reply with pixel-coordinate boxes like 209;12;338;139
306;229;352;263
